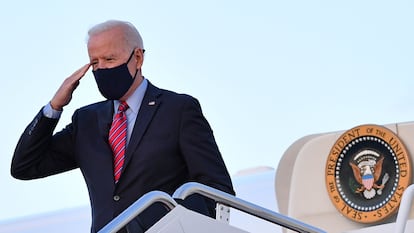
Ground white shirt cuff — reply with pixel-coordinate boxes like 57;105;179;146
43;102;62;119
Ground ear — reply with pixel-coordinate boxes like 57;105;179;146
134;48;144;69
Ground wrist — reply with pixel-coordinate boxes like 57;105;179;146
50;100;63;111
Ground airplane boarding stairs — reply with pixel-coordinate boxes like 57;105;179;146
98;182;326;233
98;182;414;233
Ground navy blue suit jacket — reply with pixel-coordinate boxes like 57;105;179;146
11;81;235;232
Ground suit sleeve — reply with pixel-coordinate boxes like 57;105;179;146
11;108;77;180
178;96;235;195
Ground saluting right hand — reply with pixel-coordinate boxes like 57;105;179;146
50;63;91;110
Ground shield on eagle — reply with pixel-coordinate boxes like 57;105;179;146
362;174;374;190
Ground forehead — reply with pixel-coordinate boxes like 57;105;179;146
87;27;126;58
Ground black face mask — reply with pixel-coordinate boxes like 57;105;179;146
93;50;138;100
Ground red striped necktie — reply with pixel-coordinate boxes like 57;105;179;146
109;101;129;183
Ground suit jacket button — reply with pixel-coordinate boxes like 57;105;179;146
113;195;120;201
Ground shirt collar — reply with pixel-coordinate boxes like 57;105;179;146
113;78;148;114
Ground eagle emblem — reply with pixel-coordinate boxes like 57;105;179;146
326;125;411;223
349;150;389;199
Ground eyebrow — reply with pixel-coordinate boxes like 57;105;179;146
90;53;118;61
103;54;117;59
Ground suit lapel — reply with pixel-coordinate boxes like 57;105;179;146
122;82;162;177
97;100;114;142
96;100;117;187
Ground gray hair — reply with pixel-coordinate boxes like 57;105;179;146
87;20;144;51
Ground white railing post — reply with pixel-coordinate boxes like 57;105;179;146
395;184;414;233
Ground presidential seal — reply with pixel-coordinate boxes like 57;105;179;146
325;124;411;223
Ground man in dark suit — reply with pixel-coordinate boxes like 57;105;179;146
11;20;235;233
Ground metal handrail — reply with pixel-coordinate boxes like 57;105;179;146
395;184;414;233
173;182;326;233
98;191;178;233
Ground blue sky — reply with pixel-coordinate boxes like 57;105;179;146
1;0;414;222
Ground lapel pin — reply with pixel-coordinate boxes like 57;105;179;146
148;101;156;106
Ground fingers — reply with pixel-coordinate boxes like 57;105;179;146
70;63;91;82
50;63;92;110
76;63;92;78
